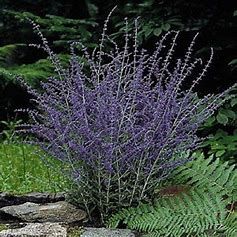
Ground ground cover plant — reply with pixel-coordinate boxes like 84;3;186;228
0;143;69;194
18;13;237;230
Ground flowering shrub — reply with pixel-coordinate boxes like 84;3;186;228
20;16;235;223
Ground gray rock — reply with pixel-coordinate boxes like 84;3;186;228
81;228;136;237
0;201;86;224
0;222;67;237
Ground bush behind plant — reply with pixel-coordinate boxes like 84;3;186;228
199;94;237;163
20;17;236;223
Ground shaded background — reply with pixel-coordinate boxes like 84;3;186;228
0;0;236;160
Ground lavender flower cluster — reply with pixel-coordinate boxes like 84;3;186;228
21;17;235;222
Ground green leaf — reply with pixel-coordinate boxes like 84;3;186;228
144;28;153;38
228;59;237;65
162;23;171;31
230;98;237;107
223;109;236;119
216;113;228;125
203;116;215;127
215;150;225;157
153;28;162;37
234;10;237;16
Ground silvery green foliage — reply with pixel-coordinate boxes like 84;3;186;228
21;15;235;222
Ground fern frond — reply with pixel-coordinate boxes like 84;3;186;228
219;212;237;237
171;154;237;202
107;155;237;236
108;187;227;236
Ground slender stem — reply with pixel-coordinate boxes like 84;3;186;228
139;148;165;200
80;191;92;221
21;144;26;181
116;161;122;205
129;154;144;205
106;173;111;215
97;165;104;223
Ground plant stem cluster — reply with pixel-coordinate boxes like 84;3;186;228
21;17;235;223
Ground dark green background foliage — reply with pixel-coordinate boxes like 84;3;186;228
200;93;237;163
0;0;236;159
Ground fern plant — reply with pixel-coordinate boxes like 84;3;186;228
107;154;237;236
171;153;237;203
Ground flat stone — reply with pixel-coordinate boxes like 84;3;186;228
81;228;136;237
0;222;67;237
0;201;86;224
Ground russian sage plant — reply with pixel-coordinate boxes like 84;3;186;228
20;16;235;223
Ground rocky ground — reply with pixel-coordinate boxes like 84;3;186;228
0;192;138;237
